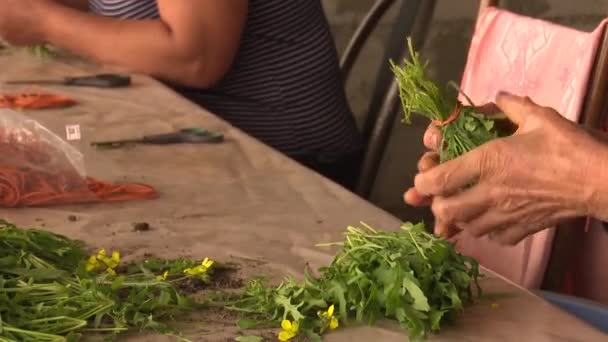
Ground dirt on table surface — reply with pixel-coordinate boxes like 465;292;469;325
132;222;151;232
99;254;286;342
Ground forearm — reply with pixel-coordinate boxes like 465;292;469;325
40;3;211;87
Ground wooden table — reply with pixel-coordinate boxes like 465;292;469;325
0;51;605;341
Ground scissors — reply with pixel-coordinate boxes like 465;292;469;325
91;127;224;148
5;73;131;88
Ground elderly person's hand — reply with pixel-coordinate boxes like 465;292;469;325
405;92;608;245
0;0;50;45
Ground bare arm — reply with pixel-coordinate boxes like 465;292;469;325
40;0;248;88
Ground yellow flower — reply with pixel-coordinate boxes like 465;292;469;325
86;249;120;276
201;257;214;269
329;316;339;329
319;304;339;330
85;255;99;272
107;251;121;269
97;249;107;258
100;250;120;275
156;271;169;281
183;267;196;275
278;320;299;341
183;258;214;276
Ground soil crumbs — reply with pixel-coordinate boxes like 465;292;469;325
122;256;290;342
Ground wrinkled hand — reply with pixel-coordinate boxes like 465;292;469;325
404;121;456;237
0;0;50;45
404;103;499;238
405;92;607;245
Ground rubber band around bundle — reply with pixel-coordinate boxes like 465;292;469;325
0;90;75;110
0;165;158;207
432;102;464;127
0;129;158;207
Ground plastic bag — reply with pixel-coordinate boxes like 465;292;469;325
0;109;157;207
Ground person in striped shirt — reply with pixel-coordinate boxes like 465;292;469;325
0;0;362;190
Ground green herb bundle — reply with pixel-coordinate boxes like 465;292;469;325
222;222;481;341
27;45;55;59
0;41;55;58
391;38;513;162
0;220;201;342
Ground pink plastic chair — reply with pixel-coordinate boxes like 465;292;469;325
455;2;608;302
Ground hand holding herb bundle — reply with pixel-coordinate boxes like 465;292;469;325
407;91;608;245
391;38;514;162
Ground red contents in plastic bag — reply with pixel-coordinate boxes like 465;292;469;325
0;92;76;110
0;130;157;207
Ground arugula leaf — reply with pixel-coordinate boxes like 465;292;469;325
237;319;260;330
403;273;430;312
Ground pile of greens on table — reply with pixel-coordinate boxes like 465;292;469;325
221;222;480;341
0;219;480;342
0;220;213;342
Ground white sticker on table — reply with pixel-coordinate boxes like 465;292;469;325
65;124;81;141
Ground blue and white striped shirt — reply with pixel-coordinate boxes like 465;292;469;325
89;0;361;160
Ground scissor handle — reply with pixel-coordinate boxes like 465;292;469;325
65;74;131;88
142;128;224;144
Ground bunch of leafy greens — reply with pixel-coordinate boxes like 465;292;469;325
27;45;55;59
0;220;212;342
0;41;55;58
391;38;513;162
220;222;481;341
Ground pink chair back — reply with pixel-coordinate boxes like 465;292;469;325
456;7;608;289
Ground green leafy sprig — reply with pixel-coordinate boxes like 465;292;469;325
391;38;513;162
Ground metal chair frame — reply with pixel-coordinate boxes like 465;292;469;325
339;0;436;198
340;0;397;84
